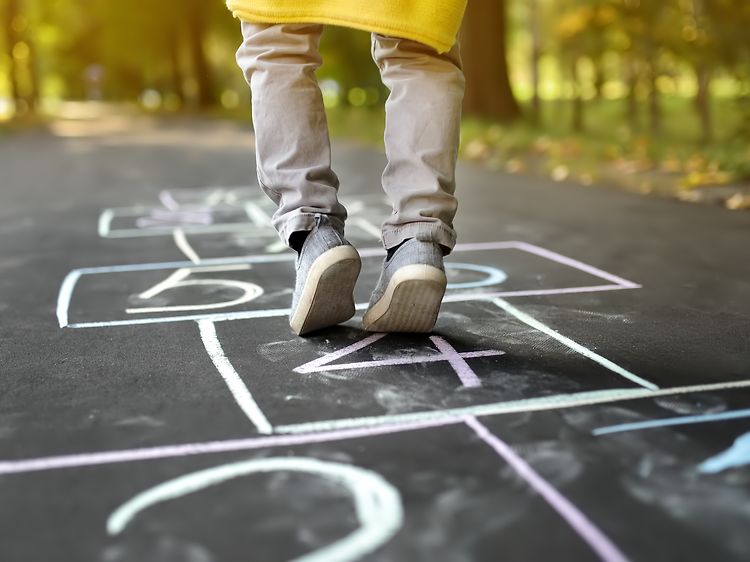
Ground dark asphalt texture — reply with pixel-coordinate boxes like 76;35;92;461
1;116;749;562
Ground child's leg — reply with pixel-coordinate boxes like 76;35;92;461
235;22;347;247
364;37;464;332
370;34;465;255
236;23;359;336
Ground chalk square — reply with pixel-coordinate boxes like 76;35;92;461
57;241;640;329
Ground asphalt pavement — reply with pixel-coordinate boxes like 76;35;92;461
1;115;749;562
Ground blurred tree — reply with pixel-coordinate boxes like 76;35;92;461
3;0;39;114
528;0;542;124
555;0;618;131
461;0;521;121
185;0;216;107
319;27;382;106
613;0;679;136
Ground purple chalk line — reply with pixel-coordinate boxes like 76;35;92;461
465;417;629;562
509;242;639;289
0;418;459;476
158;190;180;211
442;284;639;303
430;336;483;388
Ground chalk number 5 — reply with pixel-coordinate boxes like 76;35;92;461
126;265;263;314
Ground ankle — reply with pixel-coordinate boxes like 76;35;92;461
289;230;310;254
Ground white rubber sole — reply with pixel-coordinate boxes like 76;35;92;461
290;245;361;336
363;265;447;333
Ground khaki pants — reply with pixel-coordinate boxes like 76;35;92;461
236;22;465;253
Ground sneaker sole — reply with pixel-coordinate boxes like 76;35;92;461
290;245;361;336
363;265;447;333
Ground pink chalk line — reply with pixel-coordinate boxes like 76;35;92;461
158;190;180;211
0;418;460;477
509;242;639;289
430;336;483;388
465;416;629;562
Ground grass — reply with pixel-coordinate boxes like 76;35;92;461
325;95;750;210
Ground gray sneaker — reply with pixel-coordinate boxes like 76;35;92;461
290;215;361;336
363;237;447;333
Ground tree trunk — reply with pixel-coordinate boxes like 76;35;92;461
168;27;186;106
529;0;541;124
186;2;216;108
25;34;40;113
694;65;712;144
624;56;639;131
4;0;22;113
460;0;522;122
648;60;661;135
571;59;584;132
593;57;605;101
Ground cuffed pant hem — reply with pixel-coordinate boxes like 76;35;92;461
277;213;346;247
382;222;457;255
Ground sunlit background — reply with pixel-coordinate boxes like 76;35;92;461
1;0;749;207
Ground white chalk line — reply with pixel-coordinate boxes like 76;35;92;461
107;457;403;562
294;333;387;373
56;269;82;328
137;268;190;300
66;308;292;329
274;379;750;435
137;265;252;302
198;320;272;434
172;228;202;264
244;202;273;227
127;278;262;315
2;380;749;477
350;217;382;241
493;298;658;391
97;209;114;238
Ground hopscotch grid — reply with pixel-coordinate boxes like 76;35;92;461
2;379;749;477
98;203;272;239
57;241;641;329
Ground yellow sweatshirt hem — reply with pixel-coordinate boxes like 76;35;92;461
228;7;462;54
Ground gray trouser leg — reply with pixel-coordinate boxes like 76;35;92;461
371;34;465;254
235;22;347;245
